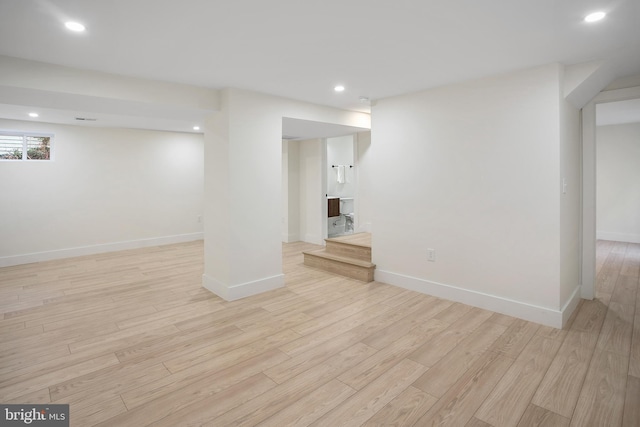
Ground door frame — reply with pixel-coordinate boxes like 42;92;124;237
581;85;640;299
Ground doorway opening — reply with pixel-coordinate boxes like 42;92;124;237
281;117;370;246
327;135;356;238
582;85;640;299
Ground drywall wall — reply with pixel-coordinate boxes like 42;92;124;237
605;74;640;91
287;141;300;242
326;135;355;198
281;140;300;242
281;141;289;242
355;132;375;233
202;88;370;300
559;81;582;313
0;119;204;266
596;122;640;243
0;55;219;110
371;64;566;326
298;139;324;244
355;131;373;233
0;56;219;133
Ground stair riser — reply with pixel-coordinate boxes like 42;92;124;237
325;241;371;262
304;254;374;282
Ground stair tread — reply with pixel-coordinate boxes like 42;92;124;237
324;239;370;249
325;232;371;248
303;249;375;268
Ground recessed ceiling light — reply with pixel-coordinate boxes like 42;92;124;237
193;126;200;131
334;85;345;92
584;11;606;23
28;112;39;118
65;21;86;32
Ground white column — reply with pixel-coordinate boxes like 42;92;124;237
202;89;284;300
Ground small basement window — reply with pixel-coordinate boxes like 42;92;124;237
0;131;54;161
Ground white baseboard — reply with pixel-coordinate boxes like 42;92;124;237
303;234;324;245
375;269;580;328
562;286;582;327
0;232;204;268
596;231;640;244
202;273;284;301
282;233;300;243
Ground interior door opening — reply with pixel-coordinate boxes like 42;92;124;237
582;86;640;300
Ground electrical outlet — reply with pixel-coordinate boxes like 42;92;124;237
427;248;436;262
197;215;202;223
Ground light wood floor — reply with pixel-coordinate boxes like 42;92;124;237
0;239;638;426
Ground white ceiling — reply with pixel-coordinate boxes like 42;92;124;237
0;0;639;128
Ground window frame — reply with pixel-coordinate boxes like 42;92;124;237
0;130;55;162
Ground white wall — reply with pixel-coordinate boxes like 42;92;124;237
371;64;570;327
355;131;373;233
326;135;355;199
559;84;582;314
0;119;204;266
288;141;300;242
596;122;640;243
605;74;640;91
282;141;289;242
0;56;219;133
281;140;300;242
0;56;219;109
298;139;324;244
202;88;370;300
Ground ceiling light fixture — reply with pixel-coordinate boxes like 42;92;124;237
28;112;39;118
65;21;86;32
193;126;200;131
584;11;606;23
334;85;345;92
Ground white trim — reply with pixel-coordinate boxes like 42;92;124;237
303;233;324;245
375;269;578;328
0;232;203;268
562;286;583;327
282;233;300;243
202;273;284;301
582;85;640;300
596;231;640;244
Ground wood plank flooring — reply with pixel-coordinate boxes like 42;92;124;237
0;239;638;426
